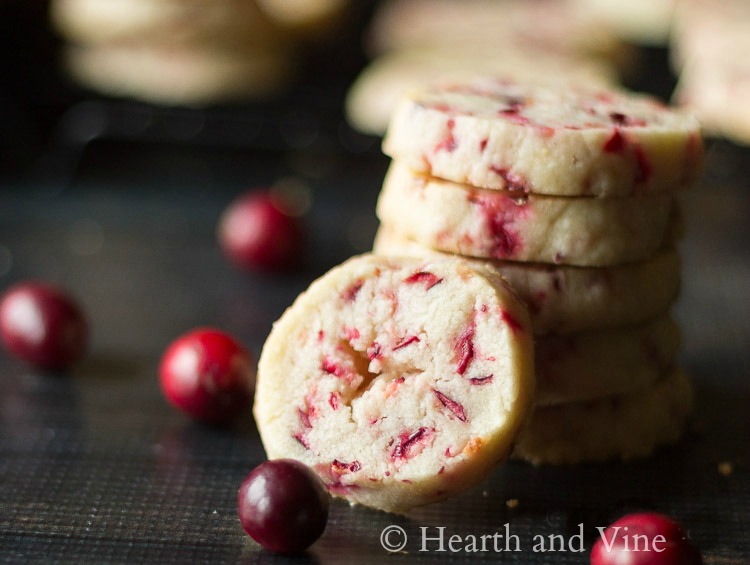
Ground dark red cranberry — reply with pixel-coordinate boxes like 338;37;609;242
159;328;255;424
0;282;88;370
591;512;702;565
218;190;304;272
238;459;329;554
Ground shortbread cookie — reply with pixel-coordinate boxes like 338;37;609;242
575;0;677;45
345;47;616;136
373;227;681;335
376;162;673;266
50;0;284;48
254;254;535;513
383;78;703;197
514;367;693;464
366;0;629;68
536;315;680;405
256;0;349;36
64;43;294;106
673;60;750;145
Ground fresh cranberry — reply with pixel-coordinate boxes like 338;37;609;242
159;328;255;425
591;512;702;565
0;282;88;370
218;190;304;272
238;459;329;554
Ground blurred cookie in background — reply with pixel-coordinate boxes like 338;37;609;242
345;47;617;136
573;0;678;45
49;0;353;107
255;0;352;39
346;0;635;136
50;0;286;49
63;43;295;107
365;0;634;71
671;0;750;145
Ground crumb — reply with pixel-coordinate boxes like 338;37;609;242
482;490;489;498
718;461;733;476
506;498;519;509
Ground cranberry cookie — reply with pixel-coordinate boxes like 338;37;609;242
254;254;534;513
383;78;703;197
373;228;681;335
376;162;674;266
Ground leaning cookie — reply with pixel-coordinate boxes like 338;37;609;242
50;0;285;49
63;43;294;106
513;367;693;465
373;227;681;335
383;78;703;197
254;254;535;514
376;162;674;266
535;315;680;405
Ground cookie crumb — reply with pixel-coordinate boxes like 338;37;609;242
506;498;519;509
718;461;734;476
482;490;490;498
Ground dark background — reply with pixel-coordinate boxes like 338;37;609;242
0;1;748;563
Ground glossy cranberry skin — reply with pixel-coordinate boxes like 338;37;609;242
218;190;304;272
159;328;255;425
591;512;702;565
0;282;88;370
238;459;330;554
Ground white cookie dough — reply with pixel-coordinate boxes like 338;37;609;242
254;254;534;513
376;162;674;266
373;227;681;335
383;78;703;197
514;367;693;464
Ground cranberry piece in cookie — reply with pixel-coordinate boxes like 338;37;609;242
0;282;88;371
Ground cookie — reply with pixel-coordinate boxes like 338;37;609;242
513;367;693;465
382;77;703;197
345;47;616;136
536;315;680;405
50;0;284;49
575;0;678;45
670;0;750;144
63;43;294;106
254;254;535;513
376;161;674;266
366;0;629;68
255;0;350;36
373;227;681;335
673;61;750;145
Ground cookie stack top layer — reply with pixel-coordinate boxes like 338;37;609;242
383;78;703;196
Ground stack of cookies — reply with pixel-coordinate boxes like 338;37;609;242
373;77;704;464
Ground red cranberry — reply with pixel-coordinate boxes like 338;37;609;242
159;328;255;425
238;459;329;554
0;282;88;370
591;512;702;565
218;190;304;272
